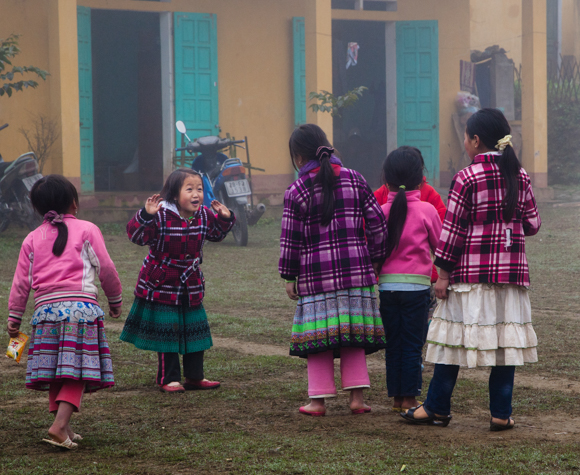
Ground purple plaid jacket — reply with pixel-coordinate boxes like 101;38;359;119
127;202;234;306
279;166;388;296
434;153;541;286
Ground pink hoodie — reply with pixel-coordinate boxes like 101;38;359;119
379;190;442;286
8;215;122;324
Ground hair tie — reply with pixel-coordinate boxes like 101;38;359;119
495;135;513;151
316;146;334;161
399;185;406;190
44;211;64;224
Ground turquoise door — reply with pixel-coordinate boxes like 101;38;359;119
77;6;94;192
293;17;306;128
174;13;219;142
396;21;439;183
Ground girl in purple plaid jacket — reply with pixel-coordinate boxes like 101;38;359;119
402;109;541;431
120;169;235;393
279;124;388;416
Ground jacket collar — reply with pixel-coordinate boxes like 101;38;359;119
161;200;202;221
386;189;421;203
473;151;501;164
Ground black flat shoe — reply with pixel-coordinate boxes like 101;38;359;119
400;404;452;427
490;417;515;432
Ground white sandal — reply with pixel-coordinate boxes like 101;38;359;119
42;436;78;450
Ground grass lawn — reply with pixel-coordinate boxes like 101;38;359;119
0;205;579;474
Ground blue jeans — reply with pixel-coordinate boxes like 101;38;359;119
424;364;516;419
379;289;430;397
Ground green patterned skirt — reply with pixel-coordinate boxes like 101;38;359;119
290;286;386;358
120;298;213;354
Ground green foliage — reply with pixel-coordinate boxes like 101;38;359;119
308;86;367;117
547;96;580;185
0;34;48;98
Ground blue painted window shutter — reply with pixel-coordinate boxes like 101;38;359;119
174;13;219;143
77;6;94;193
293;17;307;128
396;21;439;183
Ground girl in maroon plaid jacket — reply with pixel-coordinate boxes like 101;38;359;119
279;124;388;416
120;169;235;393
402;109;541;431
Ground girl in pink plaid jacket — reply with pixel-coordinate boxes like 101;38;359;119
402;108;541;431
120;169;235;393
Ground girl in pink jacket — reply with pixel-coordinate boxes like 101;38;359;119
377;148;442;413
7;175;122;450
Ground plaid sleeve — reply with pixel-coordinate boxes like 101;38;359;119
521;175;541;236
279;188;304;280
127;208;158;246
361;180;388;262
434;173;471;273
205;208;235;242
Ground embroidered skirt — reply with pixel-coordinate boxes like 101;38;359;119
426;283;538;368
26;301;114;392
120;298;213;354
290;286;386;357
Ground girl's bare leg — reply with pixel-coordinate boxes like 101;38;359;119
349;388;370;411
302;398;326;412
48;402;75;443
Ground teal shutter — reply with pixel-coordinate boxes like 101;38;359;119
396;21;439;183
77;6;94;192
174;13;219;142
293;17;306;127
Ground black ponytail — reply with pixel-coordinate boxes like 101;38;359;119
30;175;79;256
466;108;521;222
289;124;336;226
382;147;424;258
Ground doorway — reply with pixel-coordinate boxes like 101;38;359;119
332;20;387;189
91;10;163;192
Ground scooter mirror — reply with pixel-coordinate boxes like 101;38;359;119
176;121;187;134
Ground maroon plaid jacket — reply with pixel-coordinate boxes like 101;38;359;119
127;202;235;306
434;153;541;286
279;167;388;296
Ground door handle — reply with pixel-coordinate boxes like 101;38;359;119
432;124;437;129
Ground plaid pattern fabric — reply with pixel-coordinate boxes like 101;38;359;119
127;202;234;306
434;153;541;286
279;167;388;296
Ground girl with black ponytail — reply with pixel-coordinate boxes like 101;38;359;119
402;108;542;431
7;175;122;449
280;124;388;416
377;147;442;413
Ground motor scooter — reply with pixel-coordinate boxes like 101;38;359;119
0;123;43;232
175;121;265;246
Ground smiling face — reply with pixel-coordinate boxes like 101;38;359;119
177;175;204;218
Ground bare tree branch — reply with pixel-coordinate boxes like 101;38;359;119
19;114;60;173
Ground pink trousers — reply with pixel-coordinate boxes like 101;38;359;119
307;347;370;398
48;380;86;413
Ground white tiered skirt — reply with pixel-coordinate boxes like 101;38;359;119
426;283;538;368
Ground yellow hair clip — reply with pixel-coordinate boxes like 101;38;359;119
495;135;513;151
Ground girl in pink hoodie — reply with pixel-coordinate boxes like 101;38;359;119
7;175;122;450
377;148;442;413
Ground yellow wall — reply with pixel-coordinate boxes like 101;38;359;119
0;0;52;168
2;0;473;196
470;0;522;67
562;0;580;60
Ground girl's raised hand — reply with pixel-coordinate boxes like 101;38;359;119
211;200;231;219
145;194;163;215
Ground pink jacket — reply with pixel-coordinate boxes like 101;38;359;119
8;215;122;324
379;190;442;286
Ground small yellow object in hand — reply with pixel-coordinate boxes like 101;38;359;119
6;332;29;363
